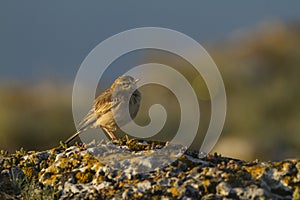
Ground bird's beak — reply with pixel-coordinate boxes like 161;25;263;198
134;78;140;83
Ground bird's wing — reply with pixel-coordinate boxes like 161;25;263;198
77;108;97;132
77;89;120;132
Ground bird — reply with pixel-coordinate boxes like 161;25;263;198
64;75;141;145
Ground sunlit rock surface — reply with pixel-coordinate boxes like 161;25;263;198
0;139;299;199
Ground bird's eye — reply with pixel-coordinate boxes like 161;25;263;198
122;82;129;88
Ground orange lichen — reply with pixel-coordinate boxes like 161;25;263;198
169;187;179;197
243;165;265;179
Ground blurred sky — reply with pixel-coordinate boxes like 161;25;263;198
1;1;300;81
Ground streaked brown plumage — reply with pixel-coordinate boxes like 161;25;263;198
65;75;141;145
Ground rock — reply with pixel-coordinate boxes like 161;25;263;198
216;182;232;196
136;180;151;192
0;139;299;199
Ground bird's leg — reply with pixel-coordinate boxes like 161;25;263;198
102;127;117;140
98;139;104;145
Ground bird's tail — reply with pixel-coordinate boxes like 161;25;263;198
64;109;96;145
64;130;81;145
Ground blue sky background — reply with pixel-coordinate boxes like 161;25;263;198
0;1;300;81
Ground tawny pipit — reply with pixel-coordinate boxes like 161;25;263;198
65;75;141;145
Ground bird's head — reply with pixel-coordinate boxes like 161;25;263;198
112;75;139;92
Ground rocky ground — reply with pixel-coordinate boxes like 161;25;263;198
0;139;299;199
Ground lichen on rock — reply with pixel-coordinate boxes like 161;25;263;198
0;139;299;199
